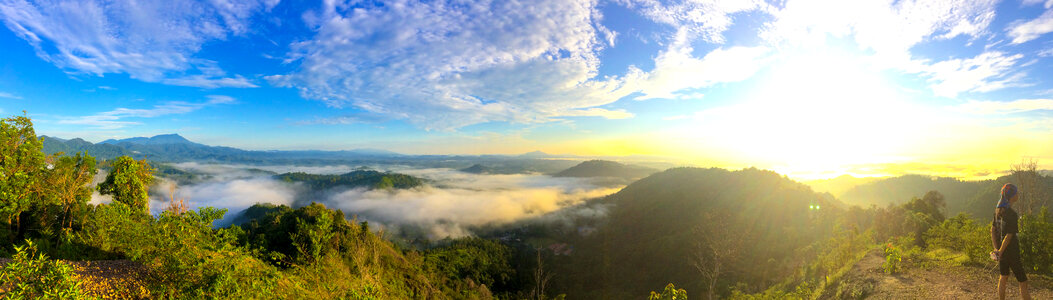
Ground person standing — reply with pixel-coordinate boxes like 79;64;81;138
991;183;1031;300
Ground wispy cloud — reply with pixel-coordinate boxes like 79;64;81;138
0;91;22;99
56;95;237;129
760;0;1007;98
270;0;768;130
0;0;272;88
956;98;1053;114
1008;9;1053;44
621;0;771;44
923;51;1028;98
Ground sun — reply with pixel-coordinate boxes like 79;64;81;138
686;48;927;179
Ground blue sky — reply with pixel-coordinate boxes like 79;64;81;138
1;0;1052;179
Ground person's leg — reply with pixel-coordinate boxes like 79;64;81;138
1010;257;1030;300
998;275;1008;300
1019;281;1031;300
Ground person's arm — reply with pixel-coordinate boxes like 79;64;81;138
991;223;1000;250
997;233;1013;255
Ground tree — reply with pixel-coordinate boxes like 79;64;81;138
98;156;154;214
692;212;749;300
44;152;97;229
1011;158;1043;215
0;114;47;241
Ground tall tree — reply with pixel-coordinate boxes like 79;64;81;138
98;156;154;214
1011;158;1043;215
693;212;751;300
0;114;47;241
45;152;97;229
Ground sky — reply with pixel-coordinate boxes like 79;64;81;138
1;0;1052;180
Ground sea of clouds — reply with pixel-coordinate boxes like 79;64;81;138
92;163;621;239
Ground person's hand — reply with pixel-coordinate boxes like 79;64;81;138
990;250;1001;261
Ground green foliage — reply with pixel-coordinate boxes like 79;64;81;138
424;238;514;294
241;202;360;266
553;167;846;298
276;170;423;190
0;240;85;299
648;283;687;300
1020;207;1053;274
82;202;279;297
882;243;901;274
0;114;48;243
97;156;154;214
922;213;988;264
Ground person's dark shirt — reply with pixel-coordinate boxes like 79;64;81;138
993;207;1021;260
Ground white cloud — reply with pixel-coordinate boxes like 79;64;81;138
0;0;272;88
956;98;1053;114
1008;9;1053;44
923;51;1027;98
620;0;771;43
627;35;771;100
763;0;997;59
1021;0;1053;8
162;74;257;89
273;0;769;130
0;91;22;99
56;96;237;129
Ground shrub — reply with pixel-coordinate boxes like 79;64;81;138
1020;207;1053;274
648;283;687;300
882;243;901;274
0;240;85;299
923;213;988;264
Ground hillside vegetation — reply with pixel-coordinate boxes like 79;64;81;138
0;116;513;299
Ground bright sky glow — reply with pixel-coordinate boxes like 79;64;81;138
1;0;1052;180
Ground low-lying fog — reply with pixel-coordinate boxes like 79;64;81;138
92;163;622;239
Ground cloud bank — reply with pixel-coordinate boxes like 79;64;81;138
139;164;620;238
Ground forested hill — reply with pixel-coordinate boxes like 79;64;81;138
838;174;1053;220
552;159;658;179
275;170;424;190
549;167;851;299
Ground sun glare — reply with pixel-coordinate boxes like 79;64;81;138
687;48;926;179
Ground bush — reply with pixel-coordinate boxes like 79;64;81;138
882;243;901;274
923;213;988;264
648;283;687;300
0;240;85;299
1020;207;1053;274
80;202;279;297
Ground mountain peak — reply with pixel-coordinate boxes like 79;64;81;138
100;134;195;145
518;150;550;158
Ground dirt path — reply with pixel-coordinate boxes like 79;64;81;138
840;249;1053;299
1;258;151;299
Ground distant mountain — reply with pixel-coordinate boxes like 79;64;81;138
553;160;657;179
804;174;884;197
41;133;405;163
100;133;199;146
839;175;987;212
41;135;132;158
459;164;493;174
516;150;552;159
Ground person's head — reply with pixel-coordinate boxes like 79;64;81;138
998;183;1018;209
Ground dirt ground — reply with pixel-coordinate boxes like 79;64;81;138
838;249;1053;299
1;258;151;299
